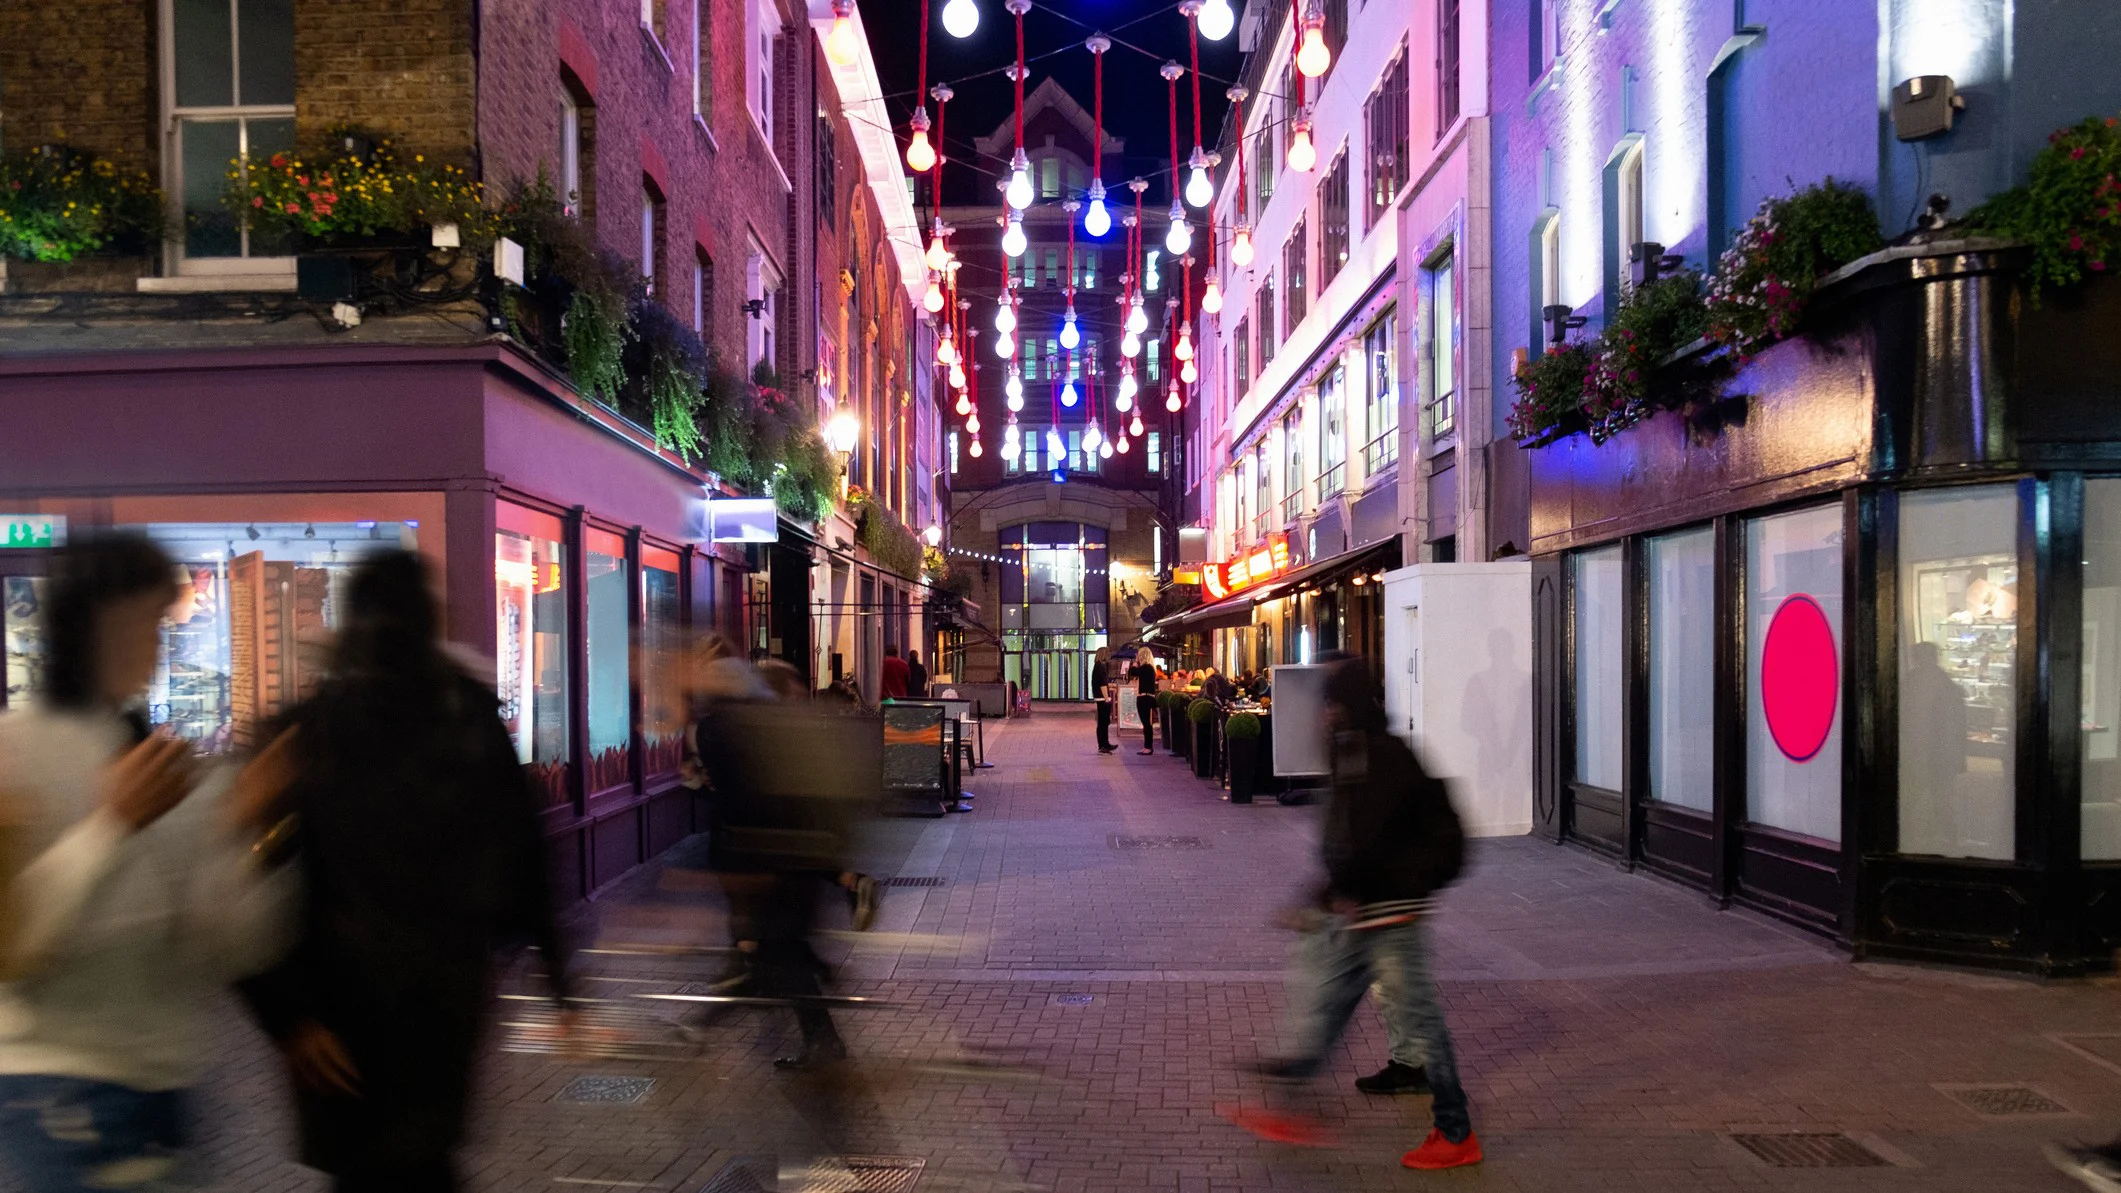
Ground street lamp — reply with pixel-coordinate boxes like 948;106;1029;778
924;524;943;546
827;410;860;455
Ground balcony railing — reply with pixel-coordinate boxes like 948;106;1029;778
1316;463;1345;500
1363;428;1398;475
1254;511;1273;541
1281;492;1304;524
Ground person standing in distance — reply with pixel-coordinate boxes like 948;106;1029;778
906;650;928;700
1130;651;1160;755
1089;648;1116;754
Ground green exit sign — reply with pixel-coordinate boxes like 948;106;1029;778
0;515;64;550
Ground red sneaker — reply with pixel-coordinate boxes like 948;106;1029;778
1402;1128;1483;1169
1217;1104;1338;1148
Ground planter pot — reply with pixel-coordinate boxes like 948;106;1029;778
1227;737;1258;803
1171;709;1190;759
1191;719;1218;778
4;255;151;294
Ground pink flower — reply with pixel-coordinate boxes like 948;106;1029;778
270;154;287;167
2073;147;2088;160
297;174;310;186
251;196;264;208
284;202;300;213
2071;235;2085;252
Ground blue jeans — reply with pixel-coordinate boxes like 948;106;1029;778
0;1076;190;1192
1285;916;1472;1142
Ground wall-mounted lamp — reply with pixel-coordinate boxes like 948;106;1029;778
1543;304;1588;345
1892;75;1966;141
1628;242;1685;289
826;410;860;454
739;298;768;319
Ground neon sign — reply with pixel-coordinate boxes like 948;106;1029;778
1201;532;1293;600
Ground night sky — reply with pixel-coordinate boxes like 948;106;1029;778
864;0;1243;213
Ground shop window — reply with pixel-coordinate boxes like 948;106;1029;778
1647;526;1714;811
585;527;631;794
1898;486;2017;861
1573;545;1624;791
1362;311;1399;474
4;577;49;708
1746;504;1843;842
2083;480;2121;859
165;0;296;264
640;544;683;778
497;507;571;806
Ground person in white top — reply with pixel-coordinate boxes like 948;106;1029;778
0;533;297;1192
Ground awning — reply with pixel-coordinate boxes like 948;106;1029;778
1144;538;1401;637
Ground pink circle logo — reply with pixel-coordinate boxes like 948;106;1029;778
1762;594;1837;762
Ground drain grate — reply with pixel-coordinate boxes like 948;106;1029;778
698;1155;926;1193
1728;1134;1888;1168
1935;1083;2076;1118
555;1075;656;1104
1109;835;1206;850
885;876;947;887
1049;993;1094;1006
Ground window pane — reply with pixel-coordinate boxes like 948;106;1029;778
2084;480;2121;859
1648;527;1714;810
641;562;683;775
1573;546;1624;790
498;528;571;805
586;543;631;789
1746;504;1843;841
236;0;295;105
244;117;297;255
181;119;243;257
174;0;235;108
1433;259;1455;397
1898;485;2017;860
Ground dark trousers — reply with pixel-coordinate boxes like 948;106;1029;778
1138;695;1156;749
1095;698;1113;749
755;874;843;1052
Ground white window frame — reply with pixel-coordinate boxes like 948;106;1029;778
561;91;583;218
692;257;707;333
641;187;658;291
1618;142;1645;263
691;0;707;119
746;0;781;159
745;242;781;375
1541;216;1562;310
157;0;297;279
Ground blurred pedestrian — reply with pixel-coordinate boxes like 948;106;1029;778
880;646;910;701
0;533;297;1193
753;661;878;932
1090;647;1116;754
1254;653;1481;1171
1130;651;1160;755
239;550;574;1193
906;650;928;699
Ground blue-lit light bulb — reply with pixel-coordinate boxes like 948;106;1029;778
1059;307;1080;350
1085;180;1112;237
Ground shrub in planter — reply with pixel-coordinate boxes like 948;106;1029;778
1704;178;1881;360
1189;700;1219;778
1186;698;1217;724
1224;711;1262;803
0;146;163;262
1582;271;1708;442
1505;341;1595;445
1963;113;2121;302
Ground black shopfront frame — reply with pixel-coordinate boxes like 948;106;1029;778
1529;244;2121;976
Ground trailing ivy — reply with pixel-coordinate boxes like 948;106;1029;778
1963;113;2121;302
563;287;631;405
847;485;925;580
1704;178;1881;359
626;299;708;460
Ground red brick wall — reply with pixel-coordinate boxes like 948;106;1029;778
294;0;476;159
0;0;158;171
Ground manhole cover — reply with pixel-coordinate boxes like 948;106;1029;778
886;876;947;887
1935;1083;2076;1117
1109;835;1206;849
555;1075;656;1104
1728;1134;1888;1168
1049;993;1094;1006
698;1155;926;1193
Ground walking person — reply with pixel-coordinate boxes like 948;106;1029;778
1130;651;1160;755
1252;653;1482;1171
1090;648;1116;754
0;533;299;1193
906;650;928;700
239;550;575;1193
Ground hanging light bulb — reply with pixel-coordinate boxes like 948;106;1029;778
1005;369;1024;407
1046;426;1064;458
1059;306;1080;350
1201;274;1224;314
1060;378;1079;407
906;111;937;174
941;0;979;38
1164;201;1192;255
936;329;958;366
1181;357;1198;384
949;361;967;389
1121;331;1141;358
825;0;862;67
1126;298;1150;335
1002;215;1028;258
1197;0;1235;40
1296;9;1332;77
925;224;950;272
1230;222;1255;266
1001;436;1020;461
994;301;1016;334
1005;148;1034;211
1174;321;1195;361
969;437;984;457
1184;148;1214;208
1287;121;1317;172
955;391;972;416
1116;433;1131;453
1100;438;1115;459
923;273;946;313
1130;411;1145;437
995;330;1015;359
1166;385;1183;412
966;411;982;434
1117;369;1137;408
1084;180;1111;237
1084;422;1102;450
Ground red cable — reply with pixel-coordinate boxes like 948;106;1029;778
1233;91;1246;218
1167;75;1180;205
917;0;929;108
933;92;945;208
1014;10;1026;151
1092;45;1104;177
1189;17;1203;150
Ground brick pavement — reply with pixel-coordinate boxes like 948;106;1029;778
32;704;2121;1192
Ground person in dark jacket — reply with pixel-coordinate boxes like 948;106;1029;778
1255;653;1481;1171
906;649;929;699
241;551;574;1193
1090;648;1116;754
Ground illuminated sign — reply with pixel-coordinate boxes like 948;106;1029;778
1173;568;1202;585
1201;532;1293;600
707;498;779;543
0;515;63;549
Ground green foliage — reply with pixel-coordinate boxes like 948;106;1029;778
1186;698;1218;724
0;147;163;262
1157;690;1187;712
223;135;491;246
771;429;840;523
564;288;631;405
849;487;925;580
1704;178;1882;358
1583;271;1709;442
1963;114;2121;302
628;300;708;460
1505;341;1594;445
937;568;976;598
1224;711;1263;739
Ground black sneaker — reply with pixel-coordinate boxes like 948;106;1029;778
2047;1141;2121;1192
1355;1061;1431;1096
774;1038;849;1071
